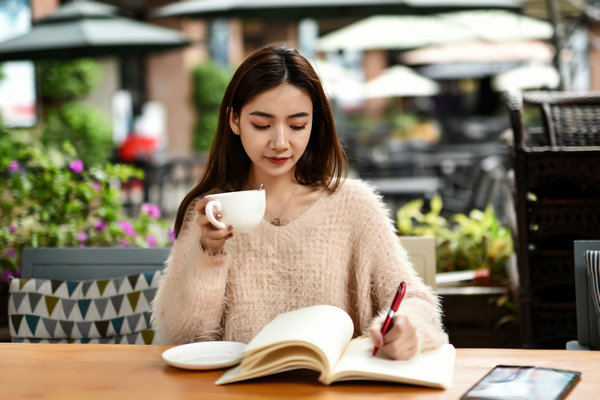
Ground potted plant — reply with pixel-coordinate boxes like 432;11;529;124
396;195;520;347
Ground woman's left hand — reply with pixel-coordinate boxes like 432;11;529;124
368;313;420;360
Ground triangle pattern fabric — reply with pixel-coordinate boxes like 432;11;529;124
8;270;162;344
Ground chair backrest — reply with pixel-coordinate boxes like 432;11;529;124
398;236;436;292
21;247;170;280
571;240;600;350
9;247;170;344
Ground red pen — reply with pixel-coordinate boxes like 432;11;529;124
372;281;406;356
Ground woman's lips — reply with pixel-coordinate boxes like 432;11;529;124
266;157;288;165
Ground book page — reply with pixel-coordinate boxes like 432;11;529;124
328;337;455;389
244;305;354;372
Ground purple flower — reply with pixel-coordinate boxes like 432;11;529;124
146;234;157;247
8;226;16;234
169;227;176;242
78;243;86;248
5;249;16;258
92;181;101;190
120;238;130;247
76;231;88;242
93;219;107;232
141;203;161;219
118;220;137;237
1;269;15;283
68;159;84;174
9;160;19;172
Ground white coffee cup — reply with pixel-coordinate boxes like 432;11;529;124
205;188;266;233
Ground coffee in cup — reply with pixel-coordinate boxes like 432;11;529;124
205;187;266;233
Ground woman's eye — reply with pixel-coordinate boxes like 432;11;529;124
291;125;306;131
252;124;270;130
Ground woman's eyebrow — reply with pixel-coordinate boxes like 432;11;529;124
248;111;310;119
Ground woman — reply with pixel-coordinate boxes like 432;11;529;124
152;45;447;360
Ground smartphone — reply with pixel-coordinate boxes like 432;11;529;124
461;365;581;400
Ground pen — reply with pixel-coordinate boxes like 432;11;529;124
372;281;406;356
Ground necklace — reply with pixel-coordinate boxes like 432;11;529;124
271;186;298;226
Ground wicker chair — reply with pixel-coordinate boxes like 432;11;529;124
506;90;600;348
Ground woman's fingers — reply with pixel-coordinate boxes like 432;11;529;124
377;314;419;360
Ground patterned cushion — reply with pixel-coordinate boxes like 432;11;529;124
8;270;161;344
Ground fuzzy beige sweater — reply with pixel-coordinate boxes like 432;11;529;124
151;179;447;352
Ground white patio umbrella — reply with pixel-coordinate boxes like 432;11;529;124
316;10;553;52
401;40;554;65
310;58;364;108
364;65;439;98
492;63;560;92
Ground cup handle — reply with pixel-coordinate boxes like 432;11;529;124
205;200;227;230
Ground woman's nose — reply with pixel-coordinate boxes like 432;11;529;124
270;125;288;149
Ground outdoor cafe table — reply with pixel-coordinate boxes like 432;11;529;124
1;343;598;399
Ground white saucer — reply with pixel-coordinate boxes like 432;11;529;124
162;341;246;370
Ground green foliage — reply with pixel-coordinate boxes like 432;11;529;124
0;128;174;282
397;195;514;285
42;103;113;166
191;61;232;151
36;58;113;166
38;59;102;102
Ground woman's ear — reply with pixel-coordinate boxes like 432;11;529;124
229;108;241;136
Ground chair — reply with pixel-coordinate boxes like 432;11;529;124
20;247;170;280
505;90;600;348
9;247;170;344
398;236;436;292
567;240;600;350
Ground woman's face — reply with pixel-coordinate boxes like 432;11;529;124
230;83;313;182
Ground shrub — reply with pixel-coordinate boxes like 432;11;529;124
0;129;174;282
191;61;232;151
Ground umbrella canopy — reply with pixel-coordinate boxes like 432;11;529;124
317;10;553;52
310;58;363;100
0;0;190;61
492;63;560;91
401;40;554;65
153;0;522;20
364;65;439;98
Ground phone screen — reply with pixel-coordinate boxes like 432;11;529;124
461;365;581;400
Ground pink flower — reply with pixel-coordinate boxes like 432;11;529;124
6;249;16;258
93;220;107;232
92;181;101;190
68;159;84;174
8;226;16;234
76;231;88;242
120;238;130;247
169;227;176;242
118;220;137;237
141;203;161;219
9;160;19;172
146;234;157;247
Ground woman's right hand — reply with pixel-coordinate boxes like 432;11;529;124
195;197;233;256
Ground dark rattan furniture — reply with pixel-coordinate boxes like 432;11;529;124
506;90;600;348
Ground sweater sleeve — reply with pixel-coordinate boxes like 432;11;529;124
349;180;448;352
151;199;231;344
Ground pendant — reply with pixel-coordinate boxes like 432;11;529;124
272;218;281;226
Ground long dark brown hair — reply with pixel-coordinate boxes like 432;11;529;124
174;45;348;237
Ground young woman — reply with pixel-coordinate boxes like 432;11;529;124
152;45;447;360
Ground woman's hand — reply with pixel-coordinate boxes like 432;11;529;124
195;197;233;256
369;312;420;360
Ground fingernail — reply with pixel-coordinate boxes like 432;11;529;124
227;225;233;231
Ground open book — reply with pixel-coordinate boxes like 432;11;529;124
216;304;455;388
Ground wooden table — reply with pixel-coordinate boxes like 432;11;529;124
0;343;598;399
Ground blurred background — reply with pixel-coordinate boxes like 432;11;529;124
2;0;598;221
3;0;600;348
